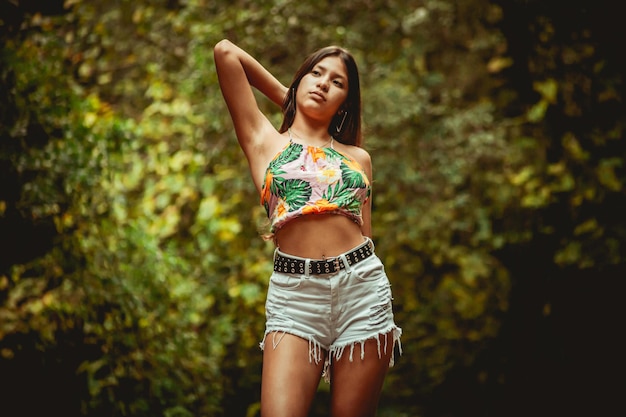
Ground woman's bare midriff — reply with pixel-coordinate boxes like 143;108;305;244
274;214;367;259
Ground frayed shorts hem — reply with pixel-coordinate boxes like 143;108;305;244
259;325;402;383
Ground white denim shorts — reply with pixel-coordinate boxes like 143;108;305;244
259;238;402;381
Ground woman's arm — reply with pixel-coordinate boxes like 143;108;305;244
357;149;373;239
214;39;287;154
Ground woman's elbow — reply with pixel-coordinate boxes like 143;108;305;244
214;39;234;57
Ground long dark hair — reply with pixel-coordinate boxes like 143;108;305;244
279;46;363;147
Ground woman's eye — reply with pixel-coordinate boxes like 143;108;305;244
311;70;320;76
333;80;344;87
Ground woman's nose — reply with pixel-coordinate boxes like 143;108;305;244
317;78;329;91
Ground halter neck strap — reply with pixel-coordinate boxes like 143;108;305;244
288;127;334;148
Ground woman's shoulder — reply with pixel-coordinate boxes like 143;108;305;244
335;141;371;167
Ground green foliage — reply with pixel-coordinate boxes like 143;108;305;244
1;0;624;416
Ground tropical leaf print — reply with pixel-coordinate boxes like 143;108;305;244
340;160;367;189
262;143;370;231
263;143;304;196
327;184;356;209
279;179;311;210
322;148;368;189
340;197;362;212
323;180;343;201
269;175;285;196
270;143;303;172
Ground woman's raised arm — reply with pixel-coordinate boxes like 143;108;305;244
214;39;287;154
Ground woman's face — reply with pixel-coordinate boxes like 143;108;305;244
296;56;349;123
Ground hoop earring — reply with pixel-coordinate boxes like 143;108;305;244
336;111;348;134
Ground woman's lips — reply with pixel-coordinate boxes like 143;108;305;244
310;91;326;101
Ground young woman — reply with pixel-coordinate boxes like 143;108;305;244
214;39;401;417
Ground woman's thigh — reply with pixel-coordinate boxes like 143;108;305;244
261;332;326;417
329;333;394;417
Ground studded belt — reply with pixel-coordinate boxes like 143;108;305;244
273;239;374;275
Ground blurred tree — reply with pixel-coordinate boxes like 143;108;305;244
480;1;626;416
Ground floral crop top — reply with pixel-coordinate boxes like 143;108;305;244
260;133;371;233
